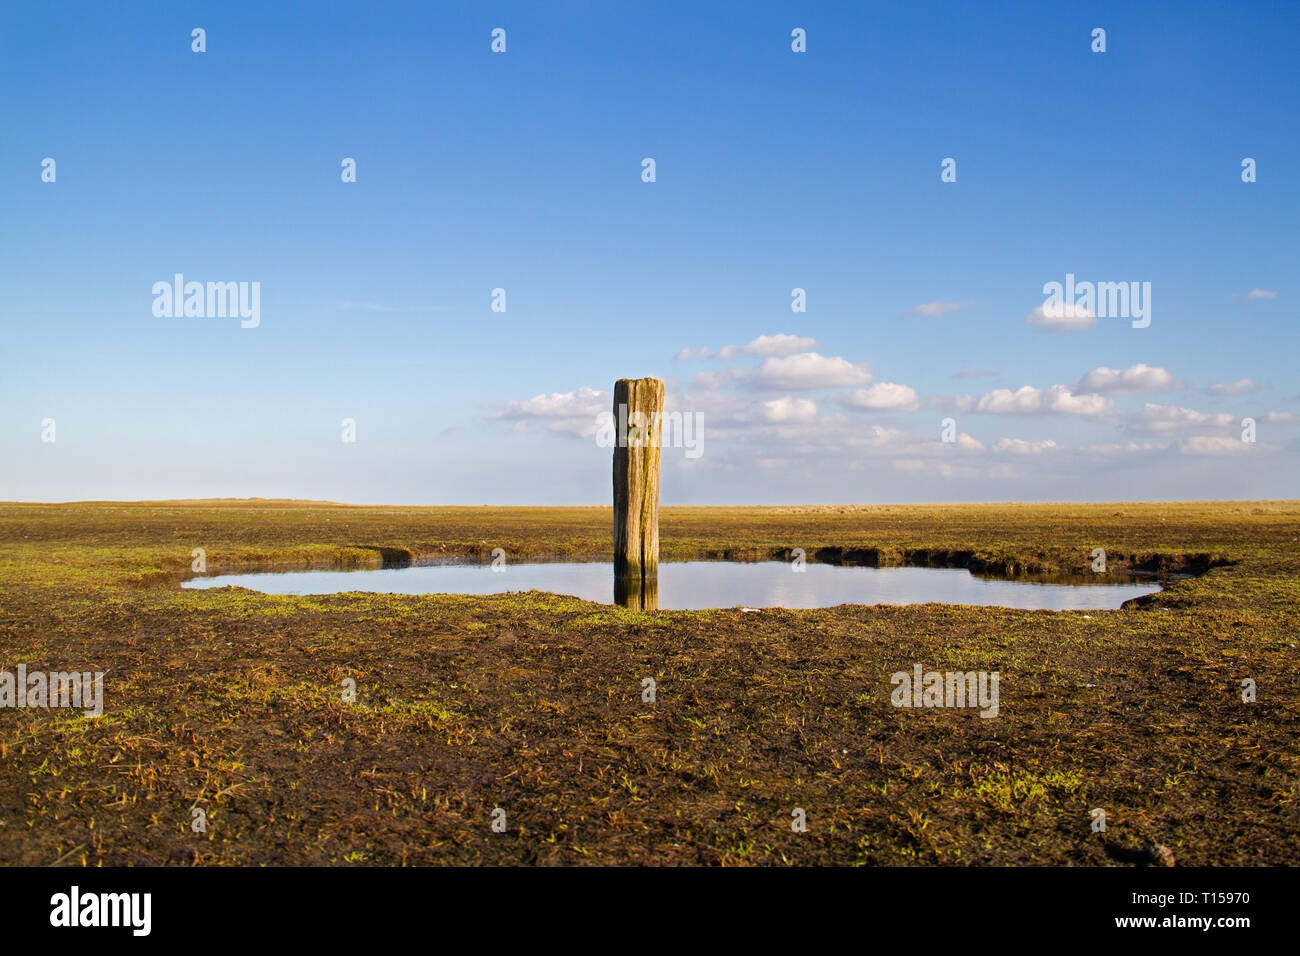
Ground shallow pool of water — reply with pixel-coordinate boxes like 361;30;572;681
182;560;1163;611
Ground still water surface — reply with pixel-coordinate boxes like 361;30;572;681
182;560;1163;611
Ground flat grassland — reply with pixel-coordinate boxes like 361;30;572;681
0;500;1296;866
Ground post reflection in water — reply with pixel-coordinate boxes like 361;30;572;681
614;572;659;610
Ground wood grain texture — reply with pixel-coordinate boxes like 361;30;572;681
612;377;664;587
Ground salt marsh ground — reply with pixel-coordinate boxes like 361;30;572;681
0;500;1296;865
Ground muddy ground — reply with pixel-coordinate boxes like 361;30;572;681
0;500;1296;865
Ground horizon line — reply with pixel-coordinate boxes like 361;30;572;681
2;497;1297;509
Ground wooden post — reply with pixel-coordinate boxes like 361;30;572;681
612;377;664;597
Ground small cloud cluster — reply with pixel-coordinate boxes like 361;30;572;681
992;437;1058;455
1124;403;1236;435
843;383;920;412
1208;378;1263;396
1027;302;1096;331
674;333;817;362
488;385;609;437
976;384;1113;416
488;326;1296;489
1072;363;1179;394
751;352;870;390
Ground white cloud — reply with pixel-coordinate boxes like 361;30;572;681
490;385;609;437
992;437;1059;455
1247;289;1278;300
704;333;821;360
1178;436;1253;455
1208;378;1262;396
732;333;818;357
1265;411;1300;424
905;300;971;317
1126;403;1235;435
498;386;606;418
1073;363;1177;394
976;384;1113;416
754;352;871;390
746;396;818;424
1078;440;1167;456
843;383;920;412
953;368;996;379
1027;303;1097;331
1039;386;1113;416
673;346;713;362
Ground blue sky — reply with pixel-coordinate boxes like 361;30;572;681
1;0;1297;504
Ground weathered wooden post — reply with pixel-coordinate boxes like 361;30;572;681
613;377;663;606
